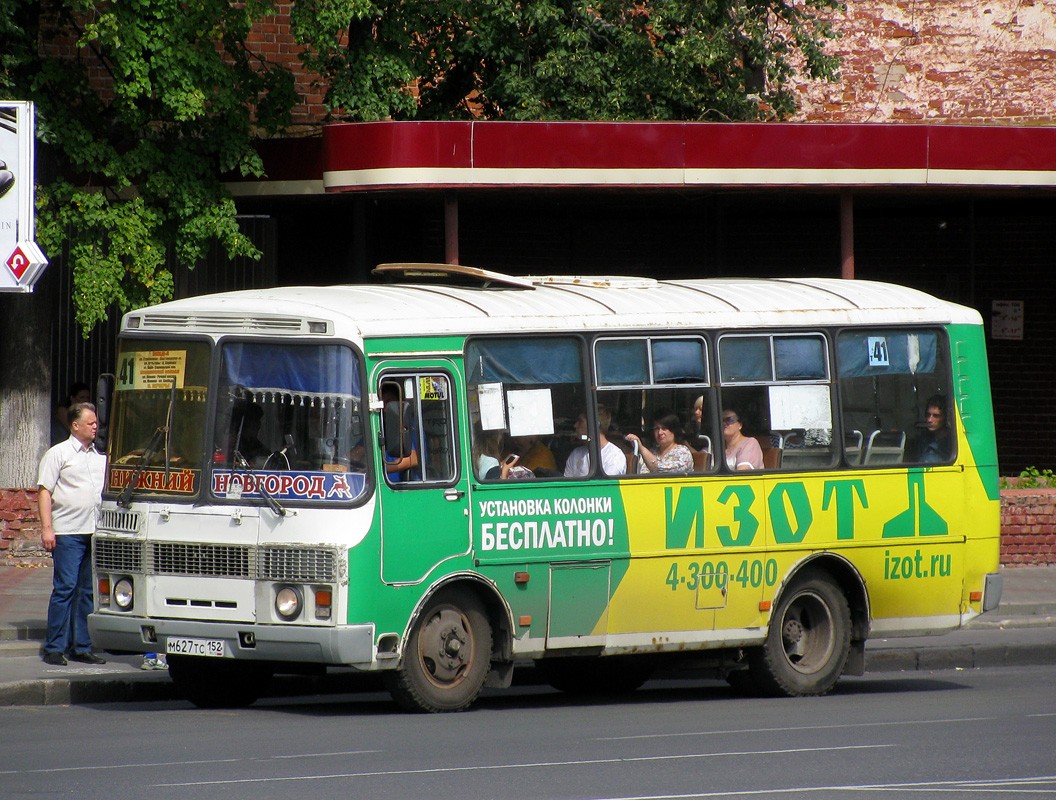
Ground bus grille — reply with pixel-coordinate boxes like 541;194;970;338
149;543;252;578
258;547;337;583
98;509;143;533
94;538;144;573
94;537;339;583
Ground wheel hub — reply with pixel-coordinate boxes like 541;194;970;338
420;608;472;684
782;618;804;646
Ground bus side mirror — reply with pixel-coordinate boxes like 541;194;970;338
96;373;114;428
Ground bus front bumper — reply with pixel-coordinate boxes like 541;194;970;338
88;613;376;667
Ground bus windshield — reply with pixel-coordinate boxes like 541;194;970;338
209;341;368;505
107;339;212;499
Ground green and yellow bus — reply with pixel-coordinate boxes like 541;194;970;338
89;264;1002;711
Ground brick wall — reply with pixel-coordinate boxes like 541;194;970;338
38;3;331;133
1000;489;1056;566
793;0;1056;123
0;489;47;566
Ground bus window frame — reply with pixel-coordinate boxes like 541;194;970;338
465;333;591;482
207;335;374;510
376;366;464;491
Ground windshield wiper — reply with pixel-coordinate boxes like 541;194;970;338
232;450;288;517
117;377;177;508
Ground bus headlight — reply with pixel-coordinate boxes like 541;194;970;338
113;577;134;611
275;585;303;620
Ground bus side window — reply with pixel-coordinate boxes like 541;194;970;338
836;329;953;467
379;374;458;485
717;334;836;472
595;336;714;476
466;337;586;480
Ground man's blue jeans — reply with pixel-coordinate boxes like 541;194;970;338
44;534;94;656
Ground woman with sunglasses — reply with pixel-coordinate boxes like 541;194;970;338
722;410;763;470
625;412;694;473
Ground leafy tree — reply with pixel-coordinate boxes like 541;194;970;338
1;0;297;332
292;0;841;122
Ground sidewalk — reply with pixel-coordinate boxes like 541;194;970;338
2;563;1055;706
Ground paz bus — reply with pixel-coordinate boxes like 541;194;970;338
88;264;1002;711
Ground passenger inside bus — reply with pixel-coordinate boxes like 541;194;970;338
721;409;764;471
564;407;627;477
381;382;419;481
228;401;270;466
913;394;953;463
512;434;556;472
625;411;694;473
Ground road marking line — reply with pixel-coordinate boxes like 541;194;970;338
149;744;893;788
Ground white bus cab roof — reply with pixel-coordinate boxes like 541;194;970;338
122;266;983;341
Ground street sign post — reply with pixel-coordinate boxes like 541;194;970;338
1;101;48;292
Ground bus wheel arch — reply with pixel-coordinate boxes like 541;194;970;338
385;578;508;713
747;558;861;697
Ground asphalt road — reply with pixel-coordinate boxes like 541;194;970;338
3;664;1055;799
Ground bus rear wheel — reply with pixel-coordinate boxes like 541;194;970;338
385;590;492;713
167;655;273;709
748;570;850;697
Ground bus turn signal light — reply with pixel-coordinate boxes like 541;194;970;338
315;588;332;619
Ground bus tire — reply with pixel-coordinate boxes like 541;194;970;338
167;656;272;709
386;590;492;713
748;570;851;697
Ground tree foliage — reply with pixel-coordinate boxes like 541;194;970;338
1;0;296;332
292;0;841;122
2;1;841;332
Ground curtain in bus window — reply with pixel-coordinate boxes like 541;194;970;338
221;343;360;396
467;338;581;385
837;332;937;378
775;337;826;380
595;340;648;385
653;339;707;383
719;337;771;383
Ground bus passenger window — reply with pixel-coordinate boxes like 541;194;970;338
837;329;954;467
595;336;714;475
717;334;835;471
466;337;586;480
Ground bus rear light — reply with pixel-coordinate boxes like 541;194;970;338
98;578;111;606
315;588;332;619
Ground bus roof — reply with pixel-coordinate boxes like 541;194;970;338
123;271;983;340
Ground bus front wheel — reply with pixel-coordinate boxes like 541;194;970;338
748;570;850;697
385;590;492;713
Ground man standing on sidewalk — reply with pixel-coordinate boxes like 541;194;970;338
38;402;107;666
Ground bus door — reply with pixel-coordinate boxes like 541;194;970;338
375;364;470;585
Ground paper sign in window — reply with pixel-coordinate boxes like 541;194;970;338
478;383;506;431
769;385;832;430
507;389;554;437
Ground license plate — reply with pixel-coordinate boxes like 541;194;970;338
165;637;225;657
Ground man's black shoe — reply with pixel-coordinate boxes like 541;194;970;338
42;652;67;666
69;651;107;665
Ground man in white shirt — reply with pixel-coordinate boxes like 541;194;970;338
564;407;627;478
38;402;107;666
